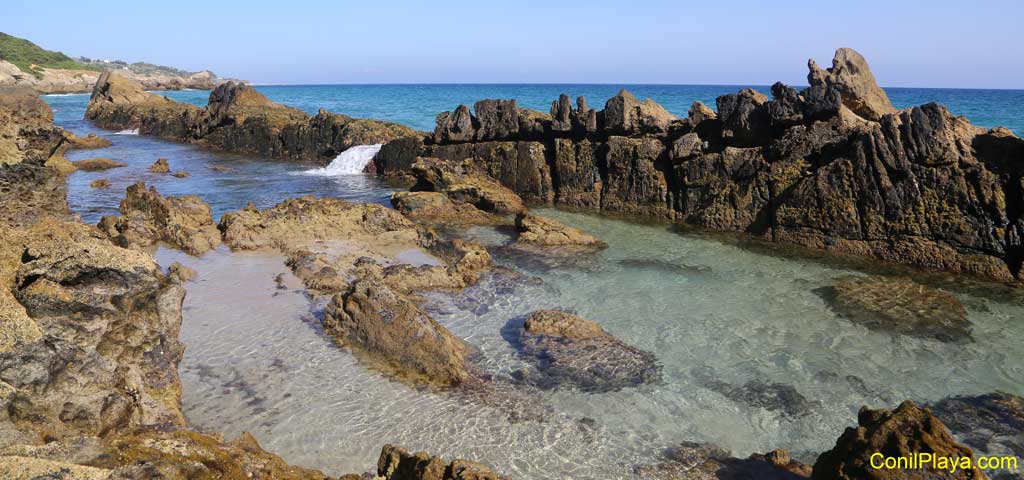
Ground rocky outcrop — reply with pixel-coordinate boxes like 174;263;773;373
98;182;221;255
62;132;111;149
391;191;506;226
513;310;661;392
514;212;604;247
147;158;169;173
86;73;417;163
377;444;508;480
323;278;476;386
411;158;527;214
0;86;65;167
72;157;125;171
812;401;987;479
818;276;971;342
375;48;1024;284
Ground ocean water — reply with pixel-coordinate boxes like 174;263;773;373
43;87;1024;479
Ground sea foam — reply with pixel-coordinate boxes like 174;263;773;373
297;144;382;176
114;128;140;135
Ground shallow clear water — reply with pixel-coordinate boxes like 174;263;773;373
46;89;1024;479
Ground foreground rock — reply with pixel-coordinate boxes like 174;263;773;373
634;442;810;479
514;212;604;247
377;444;508;480
375;48;1024;284
812;401;988;479
72;157;125;171
819;276;971;342
87;72;417;163
411;158;527;214
513;310;661;392
98;182;221;255
391;191;506;226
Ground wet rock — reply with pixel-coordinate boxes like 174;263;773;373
377;444;508;480
89;178;111;188
411;158;527;214
616;258;712;276
812;401;987;480
98;182;221;255
391;190;506;226
86;71;202;139
818;276;971;342
323;278;475;386
209;164;234;173
148;158;170;173
72;157;126;171
513;310;661;392
167;261;196;283
806;47;896;121
62;132;111;150
930;392;1024;462
171;170;189;178
514;212;605;247
699;375;815;418
634;442;810;479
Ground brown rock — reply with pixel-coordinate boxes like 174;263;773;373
99;182;221;255
89;178;111;188
603;89;676;134
171;171;189;178
62;132;112;150
377;444;508;480
807;48;896;121
72;157;126;171
514;212;605;247
411;158;527;214
0;86;65;167
812;401;988;479
168;261;196;283
391;191;506;226
148;158;170;173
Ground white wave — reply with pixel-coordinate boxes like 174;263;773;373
114;128;139;135
43;93;90;97
296;144;382;176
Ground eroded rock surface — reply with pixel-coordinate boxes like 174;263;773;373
513;310;661;392
98;182;221;255
377;444;509;480
514;212;604;247
819;276;971;342
391;190;506;226
412;158;527;215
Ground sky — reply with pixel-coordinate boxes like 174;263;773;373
5;0;1022;88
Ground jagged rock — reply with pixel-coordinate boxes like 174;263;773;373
434;104;476;143
323;278;475;386
812;401;987;479
375;134;429;176
98;182;221;255
377;444;508;480
514;212;605;247
473;99;520;140
167;261;196;283
717;88;770;146
0;86;66;167
148;158;170;173
411;158;527;214
818;276;971;342
391;191;506;226
601;136;674;218
603;89;677;135
688;101;717;124
86;74;415;162
89;178;111;188
72;157;126;171
62;132;111;150
807;48;896;121
514;310;661;392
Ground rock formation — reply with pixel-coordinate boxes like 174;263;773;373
514;213;605;247
818;276;972;342
375;48;1024;285
513;310;661;392
812;401;988;479
411;158;527;214
391;191;507;226
72;157;125;171
148;157;170;173
98;182;221;255
377;444;508;480
86;73;417;163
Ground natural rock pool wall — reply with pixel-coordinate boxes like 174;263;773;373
376;48;1024;285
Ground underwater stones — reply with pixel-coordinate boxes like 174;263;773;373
634;442;811;480
819;276;971;342
806;47;896;121
513;310;661;392
72;157;126;171
812;401;987;480
377;444;508;480
514;212;605;248
702;378;815;418
147;157;170;173
929;392;1024;462
99;182;221;255
391;190;506;226
411;158;527;215
323;278;475;386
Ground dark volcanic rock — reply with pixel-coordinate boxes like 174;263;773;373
812;401;988;480
818;276;971;342
512;310;661;392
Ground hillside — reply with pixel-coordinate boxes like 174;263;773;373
0;32;226;93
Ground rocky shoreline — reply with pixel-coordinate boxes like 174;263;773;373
4;52;1023;478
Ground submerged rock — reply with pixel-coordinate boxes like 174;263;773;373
72;157;126;171
323;278;475;386
812;401;987;480
634;442;810;479
89;178;111;188
514;212;605;247
377;444;508;480
930;392;1024;463
818;276;971;342
513;310;661;392
98;182;221;255
700;377;816;418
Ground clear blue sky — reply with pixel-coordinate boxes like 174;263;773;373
6;0;1022;88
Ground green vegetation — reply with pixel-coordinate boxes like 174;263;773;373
0;32;100;79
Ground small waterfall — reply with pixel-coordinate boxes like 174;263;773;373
114;128;139;135
298;144;382;175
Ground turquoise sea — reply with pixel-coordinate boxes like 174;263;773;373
43;86;1024;479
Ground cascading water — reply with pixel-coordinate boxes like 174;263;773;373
298;144;382;175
